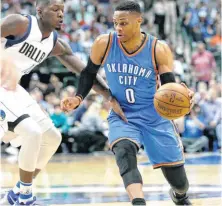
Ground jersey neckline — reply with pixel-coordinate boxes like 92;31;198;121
118;32;148;57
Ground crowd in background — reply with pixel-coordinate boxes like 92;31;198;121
1;0;221;155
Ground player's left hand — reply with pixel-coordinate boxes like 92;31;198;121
109;96;128;122
181;83;195;110
60;96;82;112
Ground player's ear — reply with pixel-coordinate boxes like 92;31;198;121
137;16;143;25
36;7;43;18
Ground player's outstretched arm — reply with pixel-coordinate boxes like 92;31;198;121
1;14;28;38
52;37;111;99
58;35;127;121
53;37;127;122
155;41;194;109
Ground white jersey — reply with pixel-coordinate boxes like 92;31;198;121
0;14;57;143
3;15;57;76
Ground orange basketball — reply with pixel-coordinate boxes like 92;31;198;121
154;83;190;120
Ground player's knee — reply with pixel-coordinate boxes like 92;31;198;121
113;140;138;175
113;140;142;188
43;127;62;149
14;117;43;144
28;127;43;145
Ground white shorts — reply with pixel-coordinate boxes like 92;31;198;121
0;85;54;146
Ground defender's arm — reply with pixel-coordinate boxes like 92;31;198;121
51;37;111;99
1;14;29;38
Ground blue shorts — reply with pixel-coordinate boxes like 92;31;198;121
108;114;184;169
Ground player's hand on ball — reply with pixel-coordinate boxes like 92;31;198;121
60;96;82;112
109;96;128;122
181;83;195;110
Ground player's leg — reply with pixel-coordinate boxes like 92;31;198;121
113;140;145;205
14;104;62;181
161;165;191;205
0;116;43;205
12;117;43;204
2;92;61;205
32;126;61;179
142;119;191;205
0;90;41;205
34;122;62;175
2;121;61;205
108;115;146;205
27;103;62;178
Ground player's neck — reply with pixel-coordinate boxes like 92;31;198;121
37;20;53;39
121;32;145;54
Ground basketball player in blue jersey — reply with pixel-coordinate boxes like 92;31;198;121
61;1;195;205
0;0;125;205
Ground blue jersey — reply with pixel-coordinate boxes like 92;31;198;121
104;33;184;167
103;32;161;123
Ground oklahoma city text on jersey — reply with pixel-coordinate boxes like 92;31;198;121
106;63;152;86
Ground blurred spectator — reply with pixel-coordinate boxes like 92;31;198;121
45;92;60;114
65;85;76;97
28;73;47;92
68;102;108;153
176;104;208;153
173;48;189;83
50;104;69;134
216;121;221;150
81;103;106;133
209;26;222;47
191;42;216;88
201;89;221;150
165;0;177;45
195;81;208;105
100;101;110;121
44;74;63;96
70;32;84;53
153;0;166;40
71;94;95;125
30;88;53;113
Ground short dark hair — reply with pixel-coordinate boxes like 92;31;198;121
36;0;50;6
115;1;141;13
36;0;64;6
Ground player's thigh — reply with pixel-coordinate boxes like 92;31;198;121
5;104;55;147
0;88;27;121
26;103;54;133
142;120;184;168
3;116;43;148
108;114;142;150
0;90;29;143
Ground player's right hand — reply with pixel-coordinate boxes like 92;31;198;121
60;96;82;112
109;96;128;123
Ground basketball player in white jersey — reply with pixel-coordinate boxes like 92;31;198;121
0;0;125;205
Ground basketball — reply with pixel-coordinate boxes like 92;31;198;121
154;83;190;120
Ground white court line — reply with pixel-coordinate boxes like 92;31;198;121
2;186;222;194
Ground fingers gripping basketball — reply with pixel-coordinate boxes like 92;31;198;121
154;83;190;120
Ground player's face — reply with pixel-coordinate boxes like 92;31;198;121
42;0;64;30
113;11;142;43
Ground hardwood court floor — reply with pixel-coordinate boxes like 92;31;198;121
1;152;222;205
